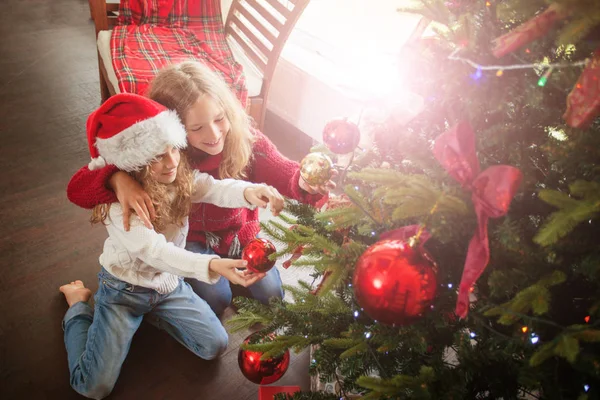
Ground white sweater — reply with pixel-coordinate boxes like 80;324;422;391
99;172;259;294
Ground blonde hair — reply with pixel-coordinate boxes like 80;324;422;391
147;61;255;179
91;156;195;233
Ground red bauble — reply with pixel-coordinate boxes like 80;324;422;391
352;239;437;326
242;238;277;273
238;333;290;385
322;119;360;154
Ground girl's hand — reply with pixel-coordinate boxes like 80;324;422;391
244;185;285;216
208;259;266;287
109;171;156;231
299;169;338;195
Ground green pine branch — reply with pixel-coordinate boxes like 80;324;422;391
534;181;600;246
484;270;567;325
357;366;434;400
397;0;453;27
227;298;275;332
557;15;600;46
226;311;271;333
243;335;310;359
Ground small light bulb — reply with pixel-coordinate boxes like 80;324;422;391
354;311;359;318
365;332;372;339
470;67;483;81
537;76;548;87
530;335;539;344
469;332;476;338
584;385;590;392
447;283;453;289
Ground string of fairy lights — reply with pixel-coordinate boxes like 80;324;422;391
448;48;591;86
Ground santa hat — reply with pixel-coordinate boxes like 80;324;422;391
86;93;187;172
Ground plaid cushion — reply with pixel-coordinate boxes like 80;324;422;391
111;0;248;106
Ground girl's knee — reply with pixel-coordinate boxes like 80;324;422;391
262;284;284;302
251;271;284;304
209;290;232;316
71;373;116;400
200;326;228;360
187;278;232;316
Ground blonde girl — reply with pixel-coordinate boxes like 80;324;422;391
67;61;335;315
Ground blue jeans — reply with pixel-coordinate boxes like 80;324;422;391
62;268;227;399
185;241;284;315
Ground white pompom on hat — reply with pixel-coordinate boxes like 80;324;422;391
86;93;187;172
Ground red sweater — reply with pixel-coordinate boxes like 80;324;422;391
67;131;324;256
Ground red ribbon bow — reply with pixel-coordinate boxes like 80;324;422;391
433;122;522;318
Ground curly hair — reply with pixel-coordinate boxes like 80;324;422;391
90;156;195;233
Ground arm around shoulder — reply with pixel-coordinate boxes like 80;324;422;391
67;164;120;209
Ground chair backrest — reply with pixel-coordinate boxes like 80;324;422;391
224;0;309;96
90;0;120;36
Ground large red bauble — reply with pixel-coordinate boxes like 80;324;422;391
242;238;277;273
322;119;361;154
238;333;290;384
352;239;437;326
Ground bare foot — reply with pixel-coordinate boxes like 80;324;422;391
59;280;92;307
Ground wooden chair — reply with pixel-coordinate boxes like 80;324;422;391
89;0;310;131
224;0;309;129
89;0;120;102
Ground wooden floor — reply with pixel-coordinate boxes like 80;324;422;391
0;1;311;398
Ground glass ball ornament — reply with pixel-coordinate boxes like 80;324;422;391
300;152;334;186
352;239;438;326
238;333;290;385
242;238;277;273
322;118;360;154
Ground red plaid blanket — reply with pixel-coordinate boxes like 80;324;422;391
111;0;248;106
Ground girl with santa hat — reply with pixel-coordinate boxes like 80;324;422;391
59;93;283;399
66;61;336;315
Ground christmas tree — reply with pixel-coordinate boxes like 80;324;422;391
231;0;600;398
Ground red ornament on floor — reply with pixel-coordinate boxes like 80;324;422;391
322;118;361;154
352;239;437;326
242;238;277;273
238;334;290;385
